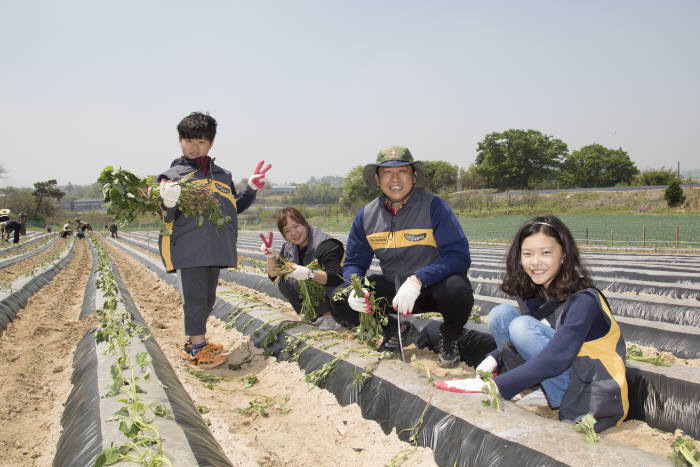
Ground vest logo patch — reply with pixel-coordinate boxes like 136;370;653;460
367;233;389;249
404;233;426;242
216;186;231;195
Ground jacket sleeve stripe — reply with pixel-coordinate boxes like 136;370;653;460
160;220;175;272
577;291;629;426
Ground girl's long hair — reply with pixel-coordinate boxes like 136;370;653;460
501;215;592;301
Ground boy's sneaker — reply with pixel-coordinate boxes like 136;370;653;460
437;334;460;368
185;345;227;370
181;341;224;360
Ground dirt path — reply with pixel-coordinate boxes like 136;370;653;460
100;237;437;466
0;239;97;466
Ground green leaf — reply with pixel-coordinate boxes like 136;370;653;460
109;407;130;420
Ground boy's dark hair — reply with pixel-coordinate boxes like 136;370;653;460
177;112;217;141
501;215;592;302
276;207;309;236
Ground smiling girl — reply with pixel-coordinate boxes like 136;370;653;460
437;215;629;432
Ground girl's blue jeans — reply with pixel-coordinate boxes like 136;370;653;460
488;304;571;407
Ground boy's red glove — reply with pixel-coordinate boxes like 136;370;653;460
249;161;272;190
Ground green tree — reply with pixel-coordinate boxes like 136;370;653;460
475;129;568;190
423;160;458;194
286;184;341;205
32;179;65;218
633;167;679;186
342;165;378;211
664;181;686;207
558;144;638;188
459;164;488;190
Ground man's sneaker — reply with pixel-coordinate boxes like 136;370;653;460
378;322;420;353
437;334;460;368
185;345;227;370
181;341;224;360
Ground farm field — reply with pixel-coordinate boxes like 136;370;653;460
0;231;699;466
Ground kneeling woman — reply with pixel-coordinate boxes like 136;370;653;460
261;207;346;328
437;215;628;432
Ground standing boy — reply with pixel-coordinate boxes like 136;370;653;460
158;112;271;369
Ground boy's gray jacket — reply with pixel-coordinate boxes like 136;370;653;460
158;157;256;272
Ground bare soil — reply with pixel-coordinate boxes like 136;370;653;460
0;238;97;466
0;237;70;288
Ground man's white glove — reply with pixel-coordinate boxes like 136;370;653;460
288;264;312;281
348;289;371;313
475;355;498;374
392;277;422;317
436;377;496;394
159;180;181;208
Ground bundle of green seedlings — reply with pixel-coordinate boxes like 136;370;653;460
91;240;172;466
333;273;388;347
670;435;700;466
476;370;500;410
98;166;232;235
275;256;326;323
626;345;672;366
575;414;599;444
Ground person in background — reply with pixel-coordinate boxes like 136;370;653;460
60;219;73;239
260;207;348;330
0;209;21;244
335;145;474;368
437;215;628;432
109;222;118;239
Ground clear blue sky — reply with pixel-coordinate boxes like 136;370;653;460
1;0;698;188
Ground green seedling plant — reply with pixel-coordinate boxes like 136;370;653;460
98;166;232;234
96;358;173;467
575;414;600;444
236;396;292;418
410;354;434;386
626;345;672;366
189;369;232;390
333;273;388;347
476;370;500;410
90;239;174;466
670;436;700;466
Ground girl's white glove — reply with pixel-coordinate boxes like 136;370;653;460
392;278;421;317
287;265;312;281
436;377;497;394
348;289;371;313
475;355;498;374
159;180;181;208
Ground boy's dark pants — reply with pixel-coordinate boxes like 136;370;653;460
331;273;474;338
180;266;220;336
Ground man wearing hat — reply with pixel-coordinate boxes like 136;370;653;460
0;209;21;244
336;145;474;368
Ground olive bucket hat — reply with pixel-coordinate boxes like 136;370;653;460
362;145;428;188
